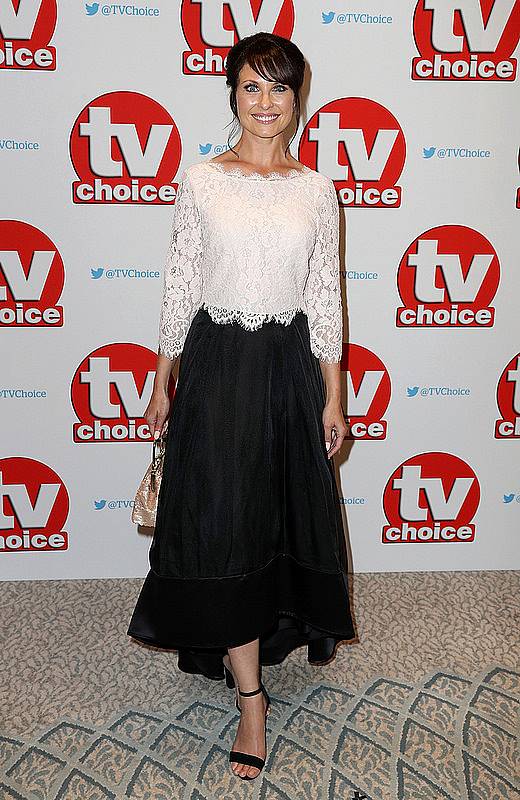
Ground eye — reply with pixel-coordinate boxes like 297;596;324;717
244;83;288;92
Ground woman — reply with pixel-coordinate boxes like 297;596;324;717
127;32;355;780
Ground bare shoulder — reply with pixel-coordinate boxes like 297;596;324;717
207;153;231;165
286;157;307;171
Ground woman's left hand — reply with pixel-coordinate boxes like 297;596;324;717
323;401;348;459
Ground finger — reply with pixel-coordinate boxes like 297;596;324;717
324;425;334;451
327;430;342;458
154;419;165;439
328;442;340;458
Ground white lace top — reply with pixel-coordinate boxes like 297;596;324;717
158;159;343;363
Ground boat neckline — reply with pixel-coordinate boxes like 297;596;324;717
204;160;313;181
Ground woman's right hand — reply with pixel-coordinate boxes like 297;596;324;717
145;389;170;440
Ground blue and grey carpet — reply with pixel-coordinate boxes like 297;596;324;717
1;572;519;799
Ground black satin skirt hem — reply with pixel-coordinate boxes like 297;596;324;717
127;552;354;680
128;612;353;682
127;611;352;681
177;615;352;681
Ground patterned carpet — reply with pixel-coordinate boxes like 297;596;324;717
1;666;518;799
1;572;519;799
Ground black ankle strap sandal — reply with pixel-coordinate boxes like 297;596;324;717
224;665;271;715
229;682;271;779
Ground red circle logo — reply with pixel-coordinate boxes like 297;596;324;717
70;91;182;204
71;342;163;442
0;457;69;552
382;451;480;544
300;97;405;207
0;220;64;327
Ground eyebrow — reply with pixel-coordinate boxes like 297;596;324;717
240;79;283;85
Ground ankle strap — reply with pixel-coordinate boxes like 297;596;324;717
238;684;262;697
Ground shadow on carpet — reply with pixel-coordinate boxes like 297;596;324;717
1;665;518;800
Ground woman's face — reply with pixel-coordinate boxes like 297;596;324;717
234;63;295;139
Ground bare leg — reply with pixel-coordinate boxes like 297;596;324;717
225;638;268;779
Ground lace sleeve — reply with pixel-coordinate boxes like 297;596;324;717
158;169;204;359
303;178;343;363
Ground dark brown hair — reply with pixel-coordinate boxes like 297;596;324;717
224;32;306;158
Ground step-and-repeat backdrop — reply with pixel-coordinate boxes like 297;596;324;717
1;1;519;579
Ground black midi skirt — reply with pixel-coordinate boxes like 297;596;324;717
127;307;355;680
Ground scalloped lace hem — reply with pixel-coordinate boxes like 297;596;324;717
308;344;342;364
201;302;304;329
159;305;343;363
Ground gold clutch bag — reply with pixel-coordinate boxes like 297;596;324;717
131;421;169;527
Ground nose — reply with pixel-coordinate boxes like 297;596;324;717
259;92;274;109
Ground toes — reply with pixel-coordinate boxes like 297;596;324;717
231;762;259;779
